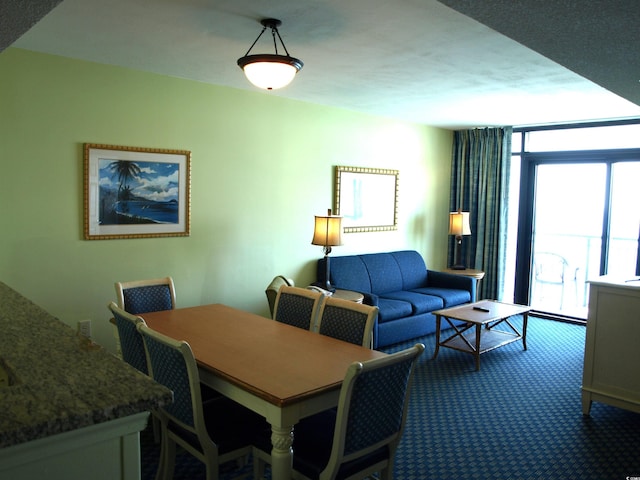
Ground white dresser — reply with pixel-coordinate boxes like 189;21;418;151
581;276;640;415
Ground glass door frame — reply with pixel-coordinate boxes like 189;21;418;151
513;144;640;320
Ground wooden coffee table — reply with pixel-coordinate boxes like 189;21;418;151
432;300;531;371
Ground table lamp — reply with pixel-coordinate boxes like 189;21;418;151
449;210;471;270
312;208;343;292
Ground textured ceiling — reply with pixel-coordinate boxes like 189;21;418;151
441;0;640;108
0;0;63;49
4;0;640;129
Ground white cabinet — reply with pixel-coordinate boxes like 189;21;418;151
581;276;640;415
0;413;148;480
0;281;171;479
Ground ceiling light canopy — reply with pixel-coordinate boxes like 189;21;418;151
237;18;303;90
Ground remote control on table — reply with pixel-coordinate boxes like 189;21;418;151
473;306;490;312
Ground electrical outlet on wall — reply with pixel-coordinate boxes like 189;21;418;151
77;319;91;338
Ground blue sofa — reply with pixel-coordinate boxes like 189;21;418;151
317;250;475;349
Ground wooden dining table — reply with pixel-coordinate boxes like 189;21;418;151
140;303;386;480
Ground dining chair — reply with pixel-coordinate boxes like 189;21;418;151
114;276;221;405
108;300;224;447
115;276;177;315
138;323;267;480
272;285;325;331
315;296;378;348
108;301;149;374
265;275;294;317
252;343;425;480
108;301;165;443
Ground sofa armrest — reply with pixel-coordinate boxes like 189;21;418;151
427;270;476;300
362;292;379;307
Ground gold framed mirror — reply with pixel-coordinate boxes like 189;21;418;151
334;166;399;233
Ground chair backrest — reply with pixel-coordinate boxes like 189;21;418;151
272;285;324;330
138;323;204;434
265;275;294;317
534;252;570;284
316;296;378;347
108;301;148;374
324;343;425;479
115;276;176;314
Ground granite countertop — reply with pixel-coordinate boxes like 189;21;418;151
0;282;172;448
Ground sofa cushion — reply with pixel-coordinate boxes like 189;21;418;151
411;287;471;307
360;254;404;294
328;256;372;294
380;291;444;314
376;298;413;323
390;250;429;290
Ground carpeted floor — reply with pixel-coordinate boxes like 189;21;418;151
141;316;640;479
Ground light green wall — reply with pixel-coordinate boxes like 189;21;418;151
0;48;453;352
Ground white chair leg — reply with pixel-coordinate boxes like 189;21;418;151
154;424;167;480
252;447;266;479
162;436;177;480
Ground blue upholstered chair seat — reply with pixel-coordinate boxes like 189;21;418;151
379;291;444;315
410;287;471;307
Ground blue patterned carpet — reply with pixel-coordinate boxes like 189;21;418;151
141;316;640;479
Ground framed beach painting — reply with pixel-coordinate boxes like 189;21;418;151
83;143;191;240
334;166;399;233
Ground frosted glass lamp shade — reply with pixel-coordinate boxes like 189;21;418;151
237;19;303;90
239;55;301;90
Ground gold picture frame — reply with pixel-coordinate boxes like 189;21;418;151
334;166;399;233
84;143;191;240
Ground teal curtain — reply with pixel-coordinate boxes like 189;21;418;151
448;127;512;300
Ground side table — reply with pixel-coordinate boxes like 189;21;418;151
332;289;364;303
442;268;485;280
443;268;485;300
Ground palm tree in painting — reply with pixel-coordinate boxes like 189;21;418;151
119;185;133;213
109;160;141;212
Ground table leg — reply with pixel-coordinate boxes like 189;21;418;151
522;312;529;350
270;424;293;480
474;323;481;371
432;314;442;359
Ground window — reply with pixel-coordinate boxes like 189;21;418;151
510;121;640;320
525;123;640;152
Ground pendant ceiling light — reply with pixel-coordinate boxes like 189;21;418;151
237;18;303;90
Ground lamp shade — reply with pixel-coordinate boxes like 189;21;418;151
449;211;471;236
239;55;302;90
237;18;303;91
312;210;343;247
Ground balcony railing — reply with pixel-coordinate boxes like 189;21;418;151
530;233;638;319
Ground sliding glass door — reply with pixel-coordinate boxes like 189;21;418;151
530;163;606;318
607;162;640;277
513;123;640;320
